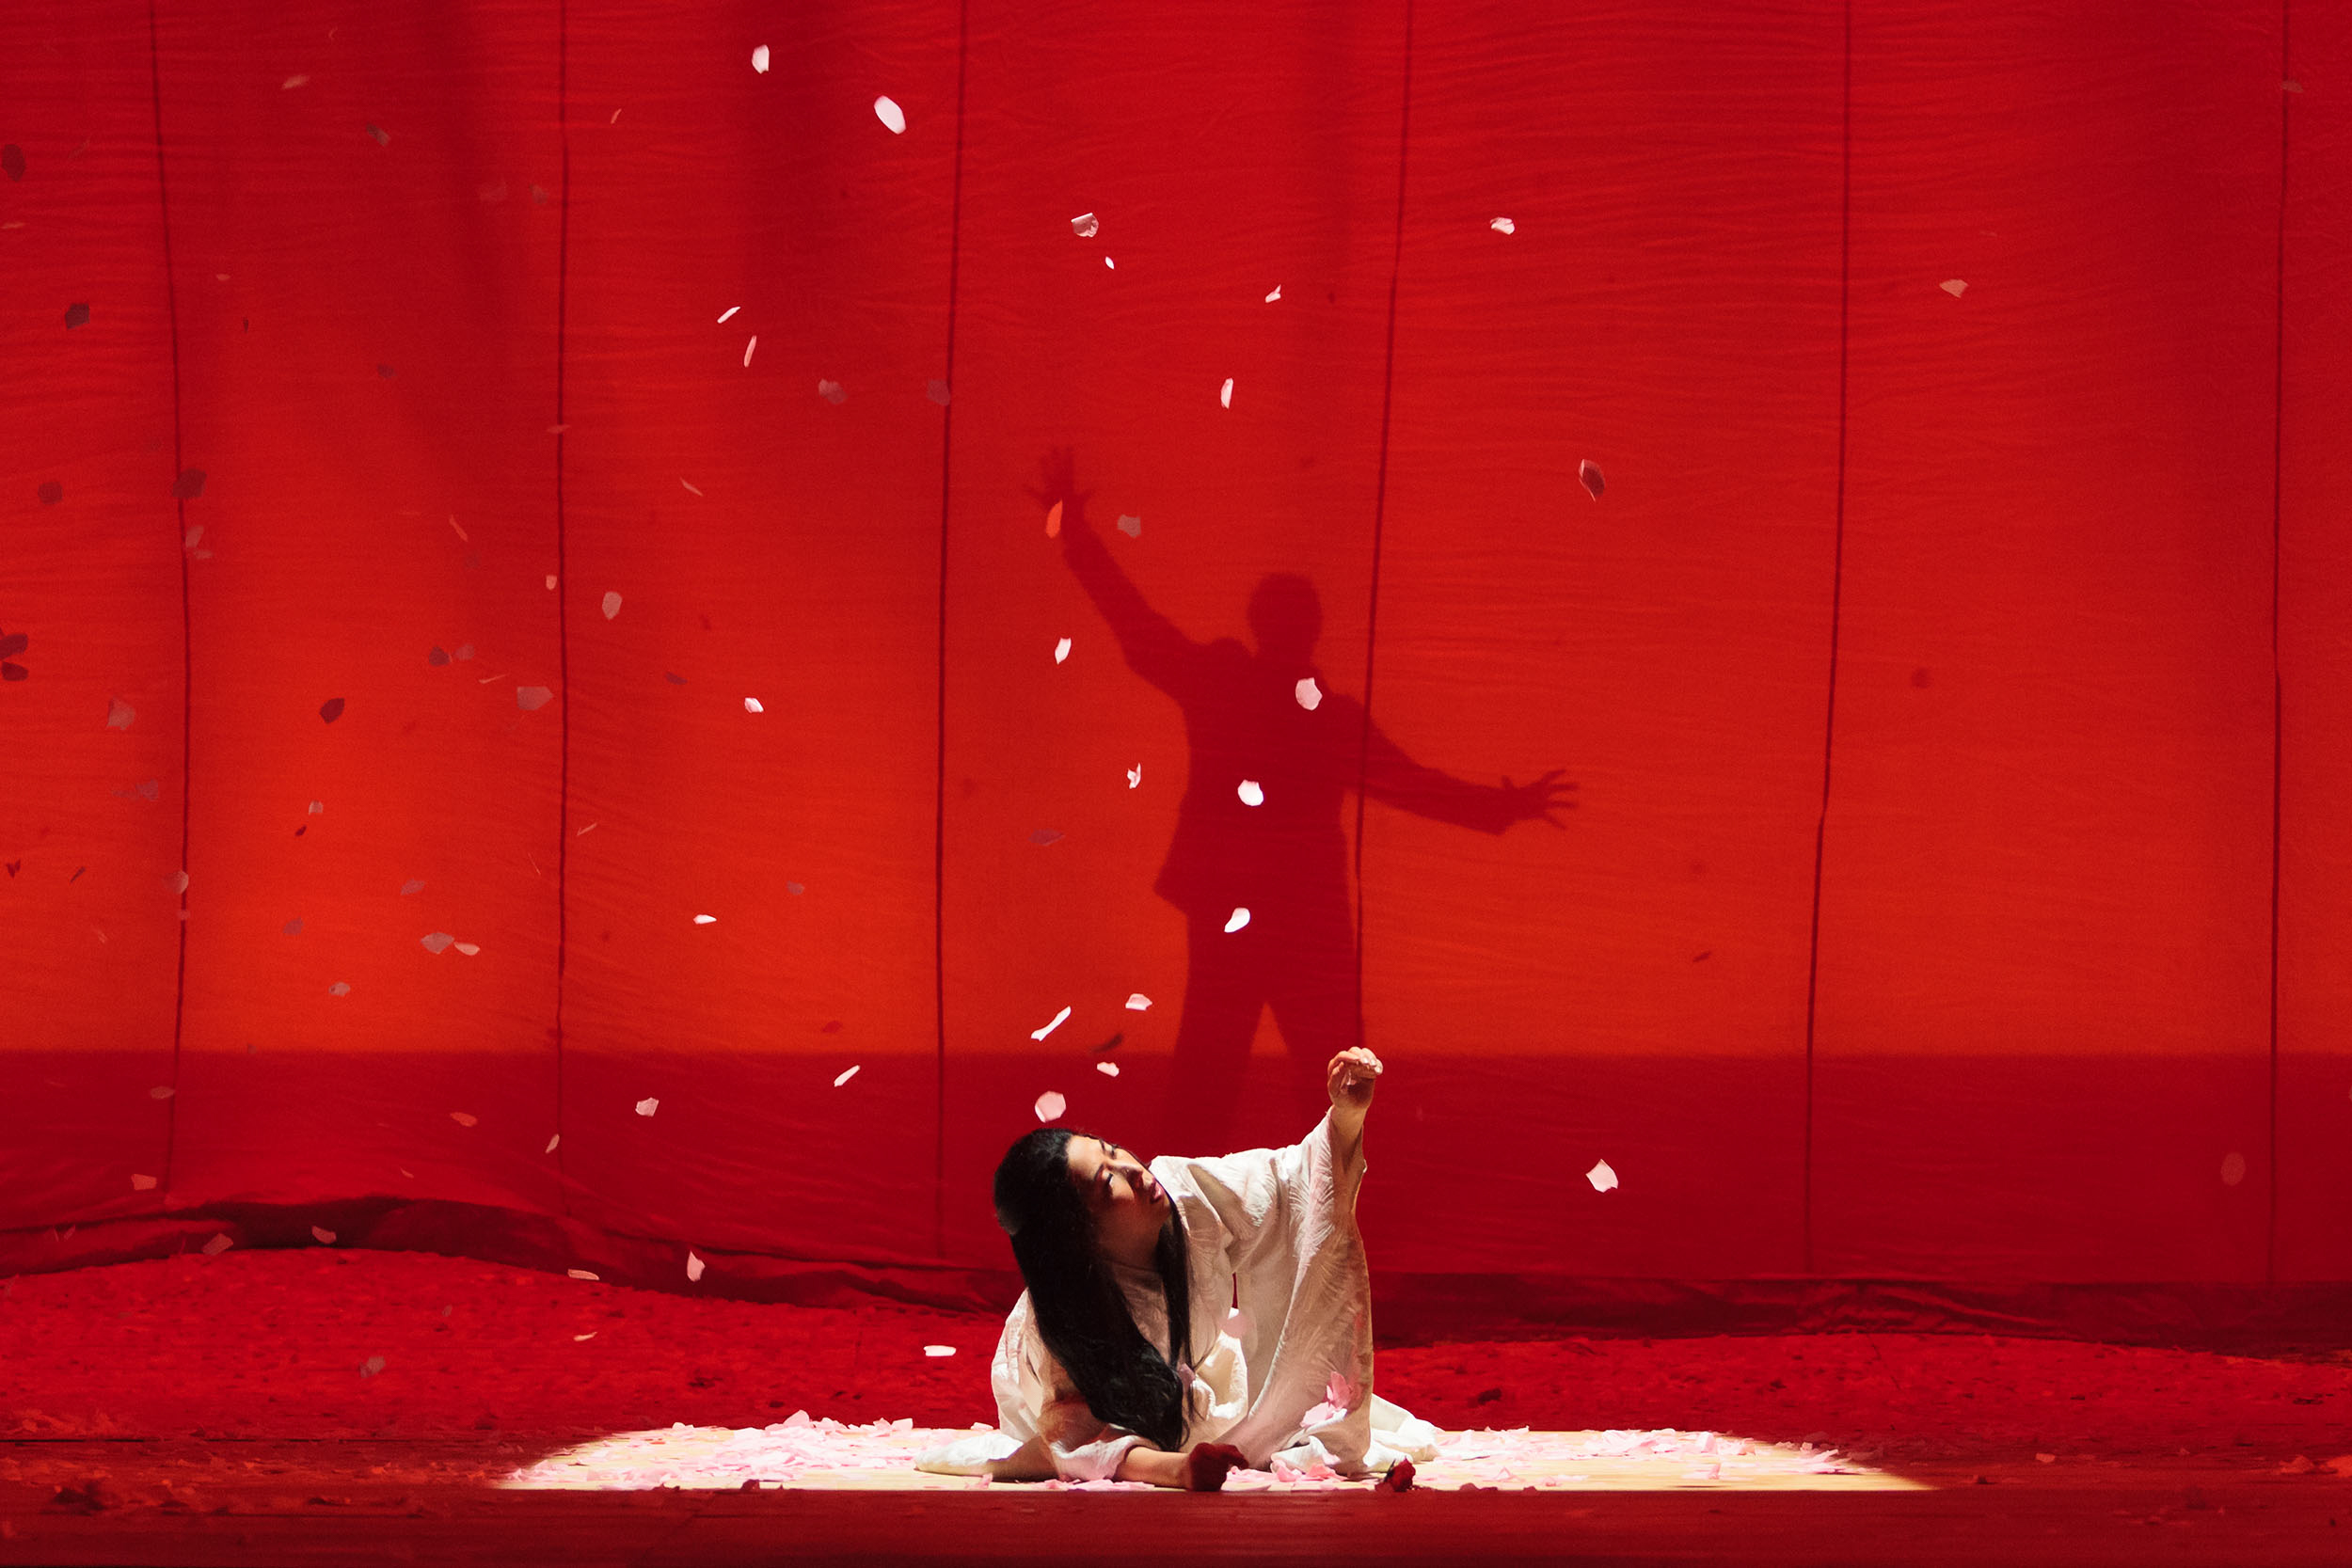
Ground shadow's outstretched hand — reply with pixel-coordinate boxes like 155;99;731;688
1502;769;1577;829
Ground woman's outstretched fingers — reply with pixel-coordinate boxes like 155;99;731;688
1184;1443;1246;1492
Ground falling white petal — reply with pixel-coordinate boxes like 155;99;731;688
693;914;717;925
567;1269;599;1281
450;1111;477;1127
750;45;770;72
686;1251;706;1282
1096;1061;1120;1077
2220;1151;2247;1186
874;96;906;134
601;591;622;620
1295;676;1322;710
716;306;740;324
1491;216;1516;234
545;575;558;590
545;1133;561;1153
453;942;480;957
1126;765;1142;789
131;1173;158;1191
1236;779;1263;807
1219;377;1233;408
1030;1006;1073;1041
924;1345;957;1357
310;1226;336;1244
680;479;703;496
1125;994;1152;1011
1265;285;1282;303
1054;637;1072;664
635;1097;659;1117
744;697;764;713
833;1064;861;1088
1941;278;1967;297
1224;908;1250;934
421;932;455;954
1033;1090;1066;1123
1071;213;1098;238
1586;1158;1618;1193
742;335;757;367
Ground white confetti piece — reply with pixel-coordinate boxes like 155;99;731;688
328;981;351;996
680;478;703;496
421;931;455;954
168;869;189;895
308;800;324;815
1219;377;1233;408
874;95;905;134
1096;1061;1120;1076
1224;908;1250;934
1117;514;1140;537
516;686;554;711
150;1085;174;1100
2221;1150;2247;1186
1295;676;1322;710
1586;1158;1618;1193
1579;460;1605;500
1941;278;1967;297
360;1354;386;1375
453;942;480;957
1033;1090;1066;1123
833;1064;860;1087
400;879;424;895
1054;637;1072;664
818;378;846;404
107;697;135;730
1265;285;1281;302
750;45;770;73
743;335;757;367
1071;213;1098;238
601;591;621;620
924;1345;957;1357
635;1097;660;1117
567;1268;599;1281
1125;994;1152;1011
1491;216;1515;234
1237;779;1263;807
546;574;558;590
283;74;309;88
450;1111;477;1127
787;881;805;895
1127;765;1142;789
201;1233;233;1256
310;1226;336;1244
131;1173;157;1191
1030;1006;1073;1041
744;697;764;713
545;1133;561;1153
693;913;717;925
1104;257;1115;269
687;1251;706;1282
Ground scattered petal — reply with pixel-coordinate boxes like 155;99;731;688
1219;377;1233;408
308;800;324;815
455;644;475;660
453;942;481;957
1265;285;1282;303
1237;779;1263;807
516;686;553;711
310;1226;336;1243
1579;460;1605;500
281;74;308;89
716;306;740;325
421;932;455;954
601;591;622;620
1029;828;1062;847
450;1111;477;1127
693;914;717;925
687;1251;706;1282
169;869;189;895
1941;278;1967;297
817;378;846;404
567;1269;599;1281
1491;216;1516;234
171;467;207;499
833;1064;861;1087
573;1331;596;1341
635;1097;659;1117
106;697;135;730
283;919;304;936
1586;1158;1618;1193
2221;1151;2247;1186
1054;637;1072;664
319;696;346;723
1295;676;1322;710
363;122;390;147
744;697;764;713
787;881;805;895
1126;765;1142;789
150;1085;174;1100
924;1345;957;1357
1030;1006;1073;1041
546;575;558;589
131;1173;158;1191
1104;256;1115;269
1125;994;1152;1011
1117;514;1141;538
360;1354;387;1375
64;302;90;329
742;335;757;367
874;96;906;134
1223;908;1250;934
1096;1061;1120;1076
927;379;951;405
1071;213;1099;238
201;1233;233;1256
680;479;703;496
1033;1090;1066;1123
545;1133;561;1153
328;981;351;996
750;44;770;72
400;879;424;895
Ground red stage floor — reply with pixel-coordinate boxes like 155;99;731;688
4;1249;2349;1564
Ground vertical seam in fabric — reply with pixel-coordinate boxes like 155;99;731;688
933;0;972;1261
1801;0;1855;1277
2266;0;2289;1287
1351;0;1414;1025
551;0;573;1212
147;0;190;1202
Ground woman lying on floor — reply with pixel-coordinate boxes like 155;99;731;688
915;1047;1440;1491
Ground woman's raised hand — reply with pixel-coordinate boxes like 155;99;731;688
1327;1047;1382;1112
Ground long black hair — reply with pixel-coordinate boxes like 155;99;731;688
993;1127;1193;1453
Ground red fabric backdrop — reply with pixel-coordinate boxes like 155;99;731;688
3;0;2345;1291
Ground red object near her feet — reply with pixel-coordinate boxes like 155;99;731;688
1381;1458;1418;1493
1186;1444;1246;1492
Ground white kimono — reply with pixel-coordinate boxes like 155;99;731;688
914;1111;1442;1481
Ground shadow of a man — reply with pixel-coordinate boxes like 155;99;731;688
1036;451;1573;1149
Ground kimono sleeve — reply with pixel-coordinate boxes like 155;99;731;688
995;1291;1151;1482
1152;1110;1362;1281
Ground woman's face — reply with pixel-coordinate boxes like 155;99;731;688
1067;1135;1168;1263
